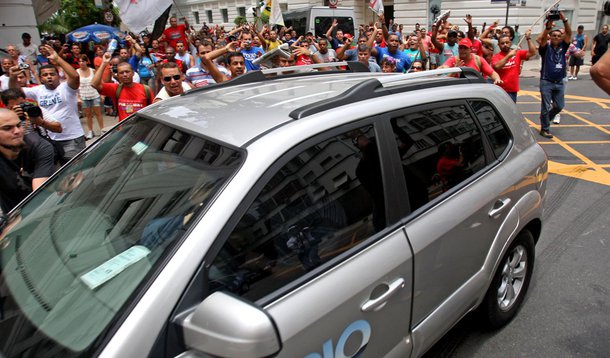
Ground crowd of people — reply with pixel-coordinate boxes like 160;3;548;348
1;12;609;215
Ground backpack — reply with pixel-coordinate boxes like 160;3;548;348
115;83;153;106
453;54;481;71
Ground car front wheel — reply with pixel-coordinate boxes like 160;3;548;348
481;229;535;329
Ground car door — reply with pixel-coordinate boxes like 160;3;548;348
203;121;414;357
383;101;516;353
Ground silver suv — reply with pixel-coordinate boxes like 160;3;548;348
0;65;547;357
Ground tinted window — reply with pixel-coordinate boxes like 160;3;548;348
314;16;354;38
209;125;385;301
469;100;511;159
389;104;486;208
0;116;242;355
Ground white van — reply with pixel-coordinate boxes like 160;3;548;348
283;6;355;38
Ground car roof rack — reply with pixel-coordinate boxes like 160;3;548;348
186;61;369;94
288;67;485;120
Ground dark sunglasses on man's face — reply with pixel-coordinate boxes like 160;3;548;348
412;66;423;70
163;74;181;81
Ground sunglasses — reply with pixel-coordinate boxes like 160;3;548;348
163;74;181;81
412;66;423;70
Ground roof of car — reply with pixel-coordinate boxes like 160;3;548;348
138;67;486;148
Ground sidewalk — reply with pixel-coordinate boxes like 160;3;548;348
80;112;118;146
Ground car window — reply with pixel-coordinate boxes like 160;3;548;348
469;100;511;159
208;124;386;302
0;116;242;355
389;103;487;208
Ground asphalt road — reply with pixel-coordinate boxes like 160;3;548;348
425;75;610;357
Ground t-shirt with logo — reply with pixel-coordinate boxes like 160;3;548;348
241;47;265;71
492;49;528;93
440;43;458;66
375;47;411;73
22;83;84;141
100;82;152;121
163;24;188;49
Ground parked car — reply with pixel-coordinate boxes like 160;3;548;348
0;64;547;357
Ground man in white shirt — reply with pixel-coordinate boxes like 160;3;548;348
16;33;38;65
9;44;85;164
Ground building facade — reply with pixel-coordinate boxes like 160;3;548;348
173;0;607;34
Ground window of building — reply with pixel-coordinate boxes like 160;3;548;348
238;7;246;17
208;125;386;302
221;8;228;23
206;10;213;23
193;11;200;24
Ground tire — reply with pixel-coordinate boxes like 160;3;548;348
480;230;535;329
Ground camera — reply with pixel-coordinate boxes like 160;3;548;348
546;5;561;21
111;64;118;74
18;102;42;120
18;63;30;70
604;1;610;16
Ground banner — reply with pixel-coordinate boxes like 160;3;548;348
116;0;173;34
269;0;285;26
369;0;384;15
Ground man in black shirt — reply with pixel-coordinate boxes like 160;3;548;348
592;24;610;65
0;108;55;213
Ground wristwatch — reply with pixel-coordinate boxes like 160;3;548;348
562;19;568;23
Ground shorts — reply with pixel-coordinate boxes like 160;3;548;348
55;136;86;165
81;97;101;109
569;56;584;66
429;53;440;66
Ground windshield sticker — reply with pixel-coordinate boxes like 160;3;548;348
80;245;151;290
131;141;149;156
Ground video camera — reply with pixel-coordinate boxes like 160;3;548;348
19;102;42;120
546;4;561;21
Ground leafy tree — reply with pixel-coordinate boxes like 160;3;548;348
39;0;119;35
234;16;247;26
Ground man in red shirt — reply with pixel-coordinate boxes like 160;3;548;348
91;52;153;121
439;38;503;85
492;30;537;102
159;16;191;50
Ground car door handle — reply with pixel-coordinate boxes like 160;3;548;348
361;278;405;312
488;198;511;218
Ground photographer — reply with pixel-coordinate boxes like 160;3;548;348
0;108;55;213
536;11;571;139
1;88;62;136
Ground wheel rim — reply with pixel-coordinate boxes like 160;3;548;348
496;245;527;312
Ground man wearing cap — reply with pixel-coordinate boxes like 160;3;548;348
431;19;459;66
439;38;502;85
16;33;38;65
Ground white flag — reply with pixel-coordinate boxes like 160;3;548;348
369;0;384;15
116;0;173;34
269;0;285;26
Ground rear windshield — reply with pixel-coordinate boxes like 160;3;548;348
314;16;354;38
0;116;242;356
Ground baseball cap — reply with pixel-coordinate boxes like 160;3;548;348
344;33;353;39
447;30;458;37
458;38;472;48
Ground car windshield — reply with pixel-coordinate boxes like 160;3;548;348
0;116;242;356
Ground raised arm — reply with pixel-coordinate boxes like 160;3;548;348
560;12;571;44
91;52;112;92
44;45;79;90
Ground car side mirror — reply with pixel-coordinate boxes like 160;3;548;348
180;291;281;358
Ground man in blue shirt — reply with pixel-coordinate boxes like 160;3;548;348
371;33;411;73
536;12;571;139
240;32;265;71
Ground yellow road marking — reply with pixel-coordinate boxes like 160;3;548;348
520;90;610;109
548;161;610;186
538;140;610;144
522;111;591;115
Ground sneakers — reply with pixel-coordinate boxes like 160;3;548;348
552;114;560;124
573;76;578;80
85;131;94;140
568;76;574;80
539;130;554;139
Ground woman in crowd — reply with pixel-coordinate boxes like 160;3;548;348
77;54;104;138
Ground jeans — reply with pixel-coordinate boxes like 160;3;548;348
507;92;517;103
539;79;565;132
55;136;86;165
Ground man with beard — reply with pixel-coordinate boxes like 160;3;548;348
591;24;610;65
153;62;192;102
0;108;55;213
492;30;536;102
